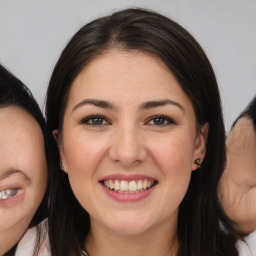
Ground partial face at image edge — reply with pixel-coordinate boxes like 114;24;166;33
0;106;47;255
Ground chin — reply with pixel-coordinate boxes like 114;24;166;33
110;223;150;236
101;213;154;236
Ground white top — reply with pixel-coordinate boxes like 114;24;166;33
15;222;50;256
237;230;256;256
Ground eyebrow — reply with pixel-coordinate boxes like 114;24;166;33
72;98;184;113
0;169;30;181
72;99;115;112
140;99;185;112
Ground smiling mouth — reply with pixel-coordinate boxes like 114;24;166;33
102;179;157;194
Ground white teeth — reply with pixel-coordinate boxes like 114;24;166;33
109;180;114;190
143;180;147;190
114;180;120;190
103;179;155;193
137;180;142;190
128;181;137;192
120;180;129;191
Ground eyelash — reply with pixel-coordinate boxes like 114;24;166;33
146;115;175;126
80;115;175;127
0;188;19;200
80;115;111;126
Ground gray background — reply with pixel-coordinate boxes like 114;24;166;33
0;0;255;130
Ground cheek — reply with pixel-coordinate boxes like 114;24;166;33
152;137;193;215
24;158;48;215
63;134;107;175
0;197;38;233
0;199;38;256
150;134;194;203
0;180;47;233
151;133;195;173
62;135;106;203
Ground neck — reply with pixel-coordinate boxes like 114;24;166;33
85;218;179;256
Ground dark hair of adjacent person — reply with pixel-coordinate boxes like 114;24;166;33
231;96;256;130
0;64;50;256
46;8;241;256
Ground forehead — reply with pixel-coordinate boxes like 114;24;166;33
0;106;43;152
67;49;193;111
0;105;40;132
73;50;175;91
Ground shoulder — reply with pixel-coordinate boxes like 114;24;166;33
15;220;50;256
237;230;256;256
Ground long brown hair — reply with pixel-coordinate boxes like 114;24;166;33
46;8;240;256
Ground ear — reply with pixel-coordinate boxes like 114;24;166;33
192;123;209;171
52;129;68;174
52;129;59;143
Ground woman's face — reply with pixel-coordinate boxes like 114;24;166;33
0;106;47;254
58;50;208;235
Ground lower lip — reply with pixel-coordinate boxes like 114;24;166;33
100;183;156;202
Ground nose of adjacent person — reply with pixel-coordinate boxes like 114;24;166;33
108;126;147;167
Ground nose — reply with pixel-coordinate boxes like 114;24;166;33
108;125;147;168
